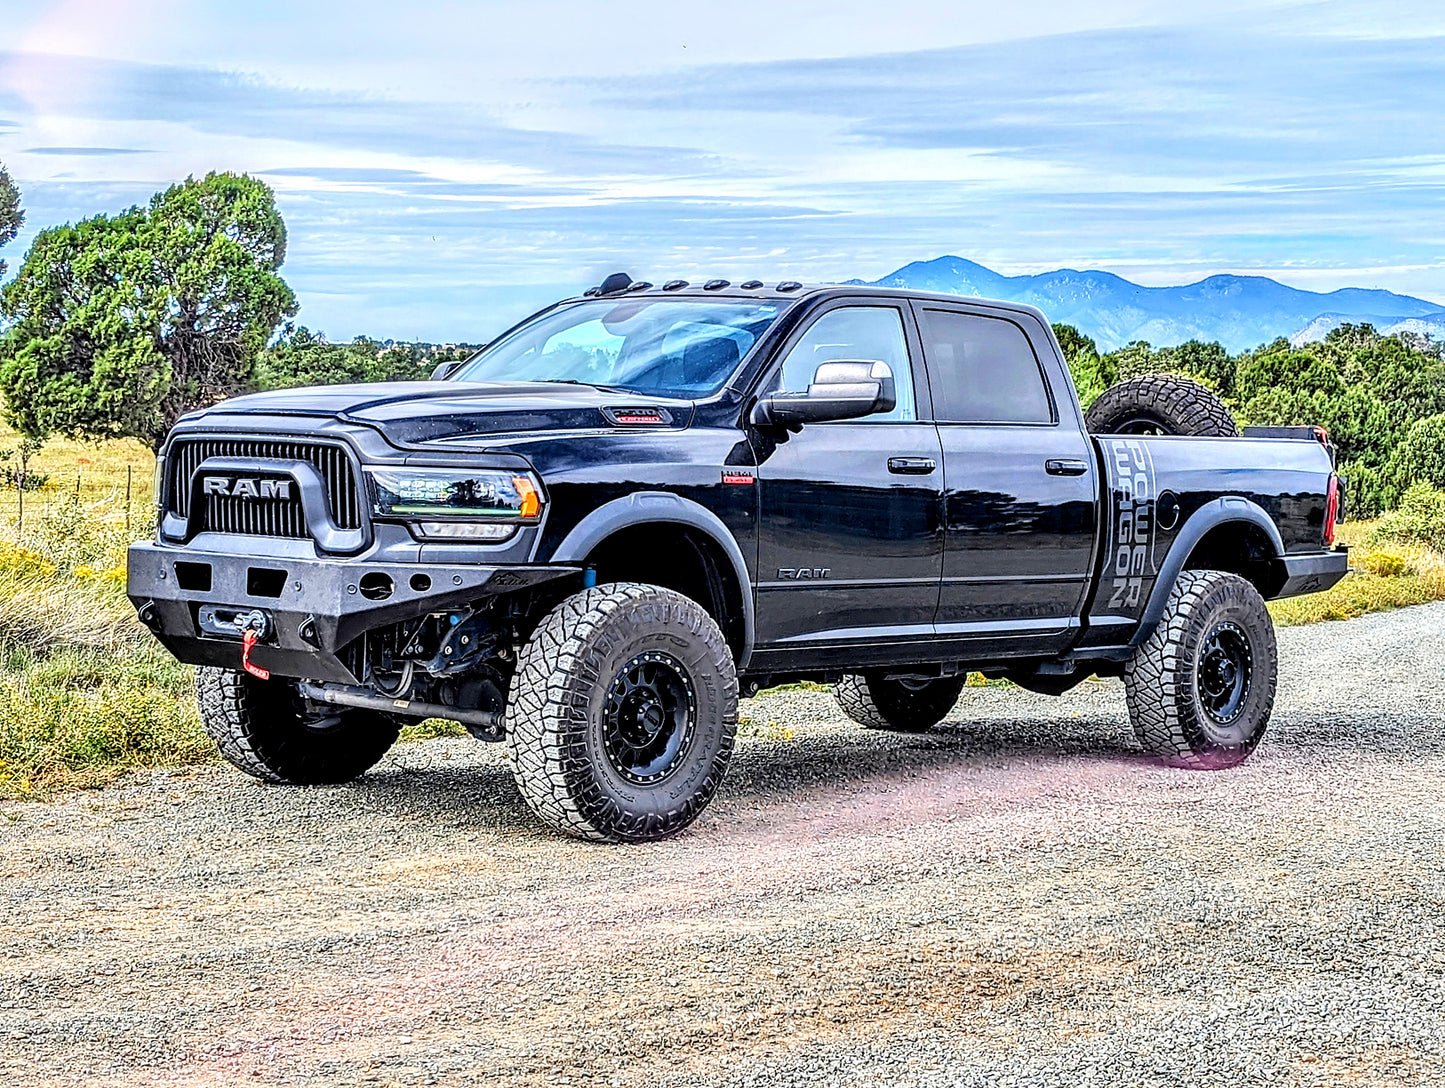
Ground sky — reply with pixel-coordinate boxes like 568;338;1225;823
1;0;1444;341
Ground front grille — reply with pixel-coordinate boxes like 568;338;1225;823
167;437;363;538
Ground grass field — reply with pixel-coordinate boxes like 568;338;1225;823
0;424;1441;798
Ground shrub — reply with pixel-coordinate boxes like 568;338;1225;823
1053;324;1112;407
1341;461;1396;520
21;492;138;572
1387;413;1445;494
1156;340;1236;396
1369;483;1445;552
1357;547;1412;577
0;644;208;795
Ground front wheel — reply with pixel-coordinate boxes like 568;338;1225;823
195;667;401;785
1124;570;1277;769
505;583;738;843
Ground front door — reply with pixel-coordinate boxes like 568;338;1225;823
912;302;1098;654
751;302;945;656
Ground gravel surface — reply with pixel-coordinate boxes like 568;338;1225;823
3;602;1444;1087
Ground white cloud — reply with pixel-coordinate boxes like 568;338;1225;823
1;0;1443;337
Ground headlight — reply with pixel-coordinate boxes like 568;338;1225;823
366;468;544;523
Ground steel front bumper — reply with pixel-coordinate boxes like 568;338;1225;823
127;542;577;683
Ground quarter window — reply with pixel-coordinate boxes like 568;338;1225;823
918;309;1053;424
773;306;916;422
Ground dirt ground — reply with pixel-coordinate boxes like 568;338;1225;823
3;602;1444;1087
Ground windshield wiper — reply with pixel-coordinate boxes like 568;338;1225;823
548;379;634;394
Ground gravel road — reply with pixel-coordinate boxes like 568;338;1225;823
3;602;1444;1088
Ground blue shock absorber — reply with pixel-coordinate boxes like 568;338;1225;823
583;567;597;588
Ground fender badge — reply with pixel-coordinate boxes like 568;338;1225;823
721;470;755;485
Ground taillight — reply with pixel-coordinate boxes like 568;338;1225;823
1323;476;1339;546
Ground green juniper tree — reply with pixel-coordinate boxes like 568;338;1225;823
0;159;22;278
0;172;296;449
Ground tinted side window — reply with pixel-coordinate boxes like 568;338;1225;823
773;306;916;422
918;309;1054;424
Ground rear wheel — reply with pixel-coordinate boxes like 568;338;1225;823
835;672;966;732
1085;373;1238;437
1124;570;1277;769
505;583;737;843
194;667;401;785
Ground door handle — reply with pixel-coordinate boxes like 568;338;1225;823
888;457;936;474
1045;458;1090;476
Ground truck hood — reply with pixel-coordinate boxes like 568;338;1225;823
191;381;695;445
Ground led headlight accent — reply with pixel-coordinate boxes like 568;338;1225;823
413;522;518;541
368;468;543;521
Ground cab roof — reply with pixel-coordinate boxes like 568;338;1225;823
564;274;1052;325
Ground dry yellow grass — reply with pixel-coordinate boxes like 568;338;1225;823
0;417;155;541
1268;520;1445;626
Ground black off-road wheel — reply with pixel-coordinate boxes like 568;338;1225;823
505;583;738;843
835;672;966;732
1124;570;1277;769
194;667;401;785
1085;374;1238;437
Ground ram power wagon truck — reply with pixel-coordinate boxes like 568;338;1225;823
127;275;1348;842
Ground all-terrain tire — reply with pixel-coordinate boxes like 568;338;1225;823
834;672;966;732
505;583;737;843
1085;374;1238;437
194;667;401;785
1124;570;1277;769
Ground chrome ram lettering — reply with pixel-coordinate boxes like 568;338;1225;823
778;567;831;580
1104;439;1156;613
202;477;292;500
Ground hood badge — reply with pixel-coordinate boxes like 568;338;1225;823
602;406;672;426
721;470;755;486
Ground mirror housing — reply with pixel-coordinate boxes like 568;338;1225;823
431;359;464;381
751;360;896;426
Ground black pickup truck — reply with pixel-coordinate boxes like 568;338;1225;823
127;275;1347;842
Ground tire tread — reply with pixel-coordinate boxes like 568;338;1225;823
505;583;737;842
1085;374;1238;438
1124;570;1276;769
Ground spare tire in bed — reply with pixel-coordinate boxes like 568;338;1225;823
1084;374;1238;438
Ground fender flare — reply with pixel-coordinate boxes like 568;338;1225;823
1130;496;1284;648
549;491;755;668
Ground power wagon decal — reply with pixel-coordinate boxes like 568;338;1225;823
1099;437;1158;615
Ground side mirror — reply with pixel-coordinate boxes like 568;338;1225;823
431;359;463;381
750;361;896;426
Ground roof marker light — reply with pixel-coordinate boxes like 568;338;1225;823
704;279;730;290
777;281;802;292
740;279;764;289
597;271;633;295
662;279;689;291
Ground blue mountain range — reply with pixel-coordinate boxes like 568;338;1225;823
860;257;1445;353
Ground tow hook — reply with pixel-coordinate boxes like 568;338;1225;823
239;609;273;681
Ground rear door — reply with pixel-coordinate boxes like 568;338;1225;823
752;300;945;653
911;302;1097;653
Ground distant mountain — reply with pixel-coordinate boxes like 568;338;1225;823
864;256;1443;353
1289;311;1445;347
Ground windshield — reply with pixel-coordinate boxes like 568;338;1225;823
451;298;783;398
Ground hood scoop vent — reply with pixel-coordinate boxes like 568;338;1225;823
602;406;674;426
